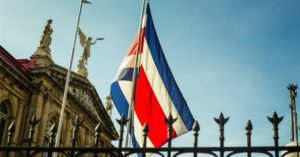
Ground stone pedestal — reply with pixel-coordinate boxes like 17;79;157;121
282;142;300;157
30;48;53;66
76;66;88;78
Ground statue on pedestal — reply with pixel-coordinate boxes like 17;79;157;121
76;28;103;77
31;19;54;66
39;19;53;52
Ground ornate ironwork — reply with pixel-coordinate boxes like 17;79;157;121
0;112;299;157
214;112;229;157
7;122;15;147
164;114;178;157
192;121;200;157
245;120;252;157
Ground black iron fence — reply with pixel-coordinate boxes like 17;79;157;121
0;112;299;157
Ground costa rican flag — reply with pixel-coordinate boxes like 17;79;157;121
111;4;195;148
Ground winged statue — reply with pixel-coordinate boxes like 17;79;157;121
78;28;104;65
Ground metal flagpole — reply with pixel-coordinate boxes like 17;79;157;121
292;86;299;157
125;0;148;148
288;84;299;157
54;0;90;151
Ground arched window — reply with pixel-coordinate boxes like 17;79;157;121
0;101;8;145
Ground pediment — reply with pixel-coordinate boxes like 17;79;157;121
43;65;103;121
68;85;100;120
31;64;118;139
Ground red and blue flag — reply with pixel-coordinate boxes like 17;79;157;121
111;4;195;148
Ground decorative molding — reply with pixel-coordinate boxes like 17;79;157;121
28;64;118;139
68;87;100;120
0;59;34;90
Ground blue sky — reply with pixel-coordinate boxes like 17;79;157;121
1;0;300;149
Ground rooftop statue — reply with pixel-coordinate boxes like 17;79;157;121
31;19;54;66
78;28;103;65
76;28;103;77
39;19;53;51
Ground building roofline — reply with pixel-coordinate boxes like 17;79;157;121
0;45;32;80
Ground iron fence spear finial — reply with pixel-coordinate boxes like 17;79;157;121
214;113;229;146
94;123;102;147
193;121;200;157
7;122;15;146
71;116;83;148
47;123;57;157
164;113;177;157
26;115;40;157
214;112;229;157
245;120;253;147
245;120;253;157
142;123;149;148
94;123;102;157
268;112;283;157
117;115;129;149
6;122;15;157
70;116;83;157
49;123;57;147
117;115;129;157
28;114;40;146
142;123;149;157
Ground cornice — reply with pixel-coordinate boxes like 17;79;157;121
0;58;35;91
29;63;118;139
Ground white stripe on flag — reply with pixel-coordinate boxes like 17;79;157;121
119;54;137;69
118;81;133;104
140;39;189;135
113;55;137;81
133;112;155;148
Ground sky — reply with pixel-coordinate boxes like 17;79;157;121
1;0;300;151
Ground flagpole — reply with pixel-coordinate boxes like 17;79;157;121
54;0;90;150
125;0;148;148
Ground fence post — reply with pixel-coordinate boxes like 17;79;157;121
142;123;149;157
94;123;102;157
71;116;83;157
268;112;283;157
214;113;229;157
28;115;40;146
6;122;15;157
48;124;57;157
7;122;15;146
288;84;297;142
27;115;40;157
49;124;57;147
164;114;177;157
117;115;129;156
245;120;253;157
193;121;200;157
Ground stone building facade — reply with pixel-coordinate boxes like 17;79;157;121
0;20;118;151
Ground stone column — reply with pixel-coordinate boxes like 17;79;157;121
81;127;87;146
28;85;45;146
18;92;32;145
63;113;72;147
36;95;51;146
14;100;25;146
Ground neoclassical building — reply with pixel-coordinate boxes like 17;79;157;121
0;19;118;150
